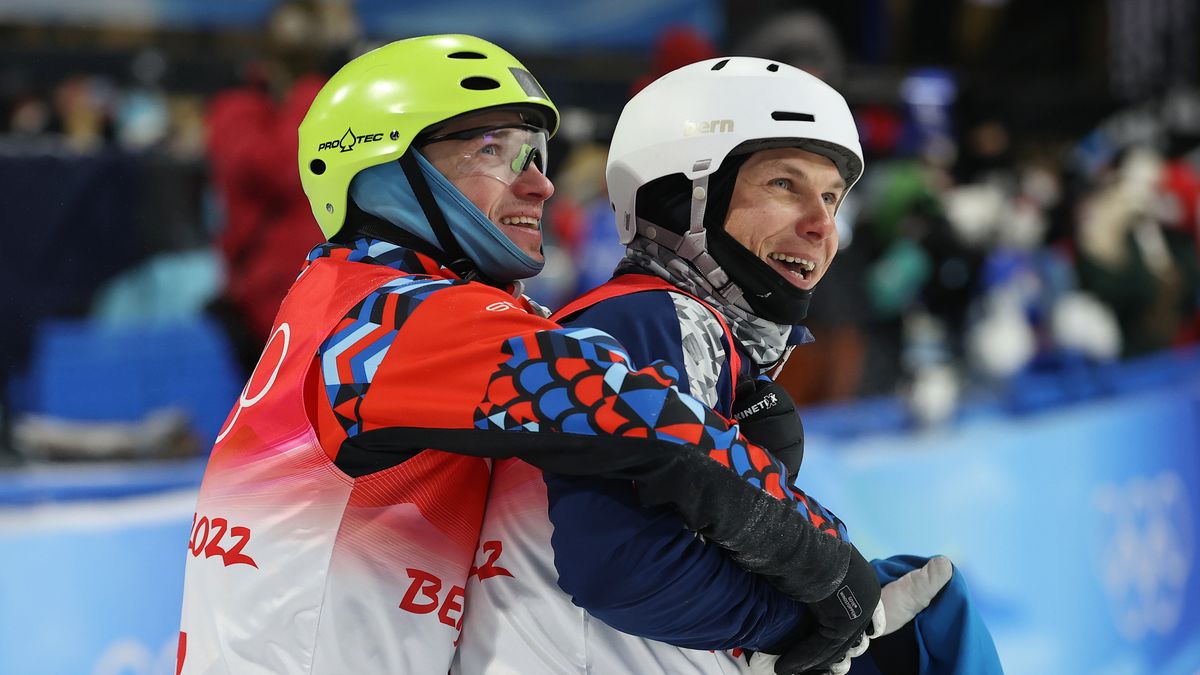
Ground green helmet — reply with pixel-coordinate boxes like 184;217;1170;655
298;34;560;239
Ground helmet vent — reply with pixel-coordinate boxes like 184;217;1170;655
766;63;780;72
771;111;816;122
711;59;729;71
461;76;500;90
448;51;486;59
309;159;326;175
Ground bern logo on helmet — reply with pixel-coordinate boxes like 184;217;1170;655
683;119;734;136
317;127;385;153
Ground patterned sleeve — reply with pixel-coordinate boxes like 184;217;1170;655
322;279;851;601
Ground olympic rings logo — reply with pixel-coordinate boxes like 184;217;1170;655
215;323;291;444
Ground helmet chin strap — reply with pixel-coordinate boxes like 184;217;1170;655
688;175;749;310
688;176;709;235
397;149;501;286
675;174;709;261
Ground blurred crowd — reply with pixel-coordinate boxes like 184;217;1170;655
2;1;1199;459
538;12;1200;426
794;85;1200;423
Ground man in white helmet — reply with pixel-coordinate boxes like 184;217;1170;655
180;36;897;675
458;58;1002;675
457;56;889;675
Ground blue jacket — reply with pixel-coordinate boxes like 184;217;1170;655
553;274;1004;673
549;276;813;650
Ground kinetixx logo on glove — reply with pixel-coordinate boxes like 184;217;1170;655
733;392;778;420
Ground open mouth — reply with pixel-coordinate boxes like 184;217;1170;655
499;215;540;230
767;252;817;285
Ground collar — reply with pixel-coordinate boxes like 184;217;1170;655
789;325;816;346
621;242;813;366
305;237;527;298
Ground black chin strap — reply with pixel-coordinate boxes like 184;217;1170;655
396;150;501;286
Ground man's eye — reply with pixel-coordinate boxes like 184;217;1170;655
770;178;791;190
479;143;501;157
822;193;837;205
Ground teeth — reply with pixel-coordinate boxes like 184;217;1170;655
500;216;540;227
768;253;815;271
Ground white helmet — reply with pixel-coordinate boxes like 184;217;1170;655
606;56;864;323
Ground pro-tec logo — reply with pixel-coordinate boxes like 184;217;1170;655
318;127;384;152
684;119;734;136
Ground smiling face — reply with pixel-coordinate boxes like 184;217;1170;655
722;147;846;291
419;110;554;262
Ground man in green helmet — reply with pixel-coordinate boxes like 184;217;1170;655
178;35;879;674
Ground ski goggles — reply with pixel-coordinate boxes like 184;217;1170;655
419;123;549;185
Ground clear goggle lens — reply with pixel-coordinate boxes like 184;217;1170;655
420;124;548;185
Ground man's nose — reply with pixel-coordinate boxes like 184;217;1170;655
797;202;837;242
512;164;554;201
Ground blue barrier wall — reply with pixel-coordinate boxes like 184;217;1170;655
0;370;1197;673
0;490;196;675
802;378;1200;674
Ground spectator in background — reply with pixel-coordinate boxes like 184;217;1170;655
51;75;117;151
5;88;53;137
538;138;625;306
628;25;716;96
204;0;357;374
1075;147;1200;357
944;156;1124;401
732;9;847;86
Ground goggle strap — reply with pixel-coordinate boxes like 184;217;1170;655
397;150;496;285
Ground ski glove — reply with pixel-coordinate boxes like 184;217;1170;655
774;545;883;674
744;600;883;675
734;376;804;480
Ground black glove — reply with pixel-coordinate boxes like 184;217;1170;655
733;376;804;480
773;545;882;675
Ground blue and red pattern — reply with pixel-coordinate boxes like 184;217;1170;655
316;238;462;437
306;237;439;272
474;327;847;540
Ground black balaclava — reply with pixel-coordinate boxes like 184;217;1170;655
635;151;814;324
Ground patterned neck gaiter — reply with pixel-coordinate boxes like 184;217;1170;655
621;237;793;366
